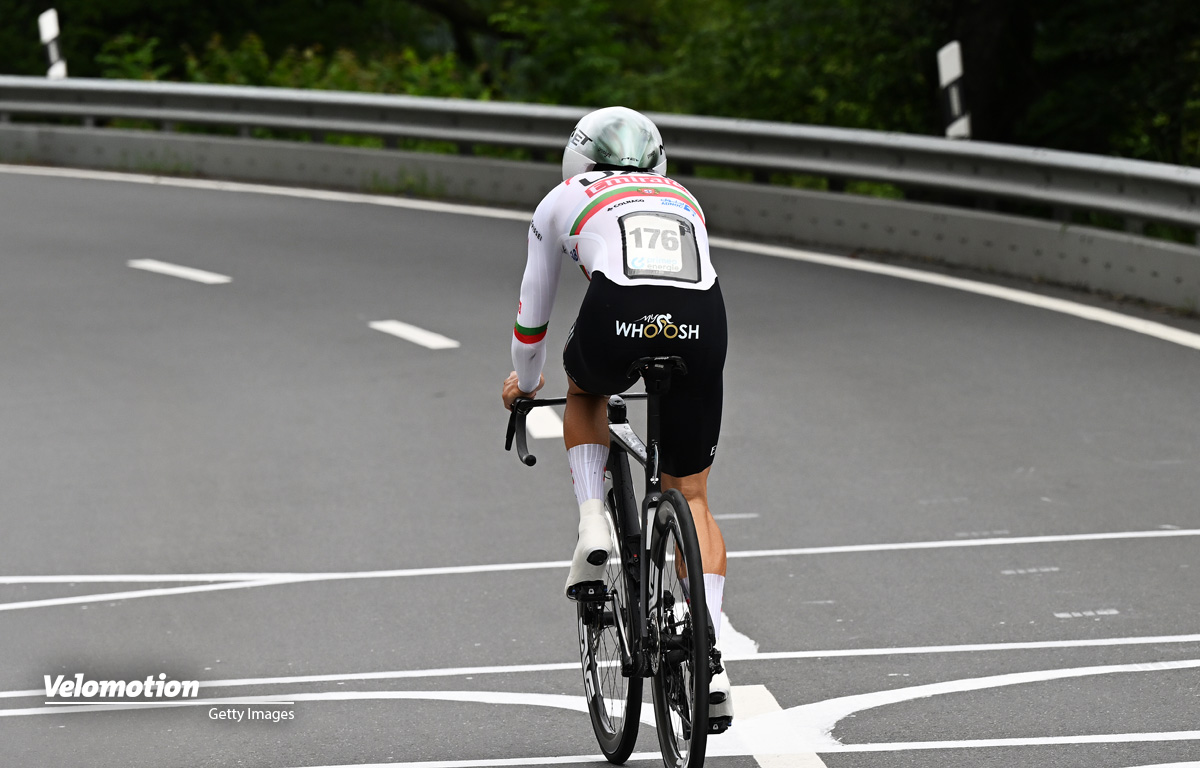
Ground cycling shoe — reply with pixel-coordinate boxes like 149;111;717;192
565;499;612;598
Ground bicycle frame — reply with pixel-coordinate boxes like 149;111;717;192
505;357;686;680
506;391;658;677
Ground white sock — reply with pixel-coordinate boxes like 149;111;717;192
568;443;609;506
704;573;725;646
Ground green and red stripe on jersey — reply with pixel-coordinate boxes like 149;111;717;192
570;186;704;235
514;320;548;344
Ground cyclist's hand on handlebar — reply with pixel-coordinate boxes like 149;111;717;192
502;370;545;411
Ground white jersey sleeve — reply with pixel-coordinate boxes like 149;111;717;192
511;185;565;393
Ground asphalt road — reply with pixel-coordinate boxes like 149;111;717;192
1;167;1199;768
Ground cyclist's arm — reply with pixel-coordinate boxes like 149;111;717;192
511;189;564;394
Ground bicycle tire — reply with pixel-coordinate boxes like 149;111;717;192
577;496;642;764
648;489;709;768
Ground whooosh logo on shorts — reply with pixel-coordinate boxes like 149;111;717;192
615;313;699;340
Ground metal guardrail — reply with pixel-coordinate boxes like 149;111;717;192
1;76;1199;237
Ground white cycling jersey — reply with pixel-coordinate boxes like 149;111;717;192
512;171;715;392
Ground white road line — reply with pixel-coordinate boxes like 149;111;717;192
526;408;564;440
127;259;231;284
291;757;665;768
714;685;829;768
0;165;531;222
0;577;291;613
369;320;460;350
0;690;653;722
736;658;1200;753
721;612;761;657
714;513;761;520
1;528;1197;612
290;757;665;768
3;528;1193;585
285;747;1200;768
4;164;1199;352
1001;567;1060;575
4;632;1200;702
742;634;1200;661
834;732;1200;751
709;237;1200;352
726;528;1200;559
1054;609;1120;619
8;665;1196;760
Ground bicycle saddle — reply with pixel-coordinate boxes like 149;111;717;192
627;356;688;394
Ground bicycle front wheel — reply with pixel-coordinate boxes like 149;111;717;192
649;489;709;768
577;503;642;764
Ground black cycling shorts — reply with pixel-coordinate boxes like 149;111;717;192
563;271;727;477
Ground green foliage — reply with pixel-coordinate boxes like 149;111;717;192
96;34;171;80
183;33;487;98
3;0;1197;171
488;0;693;111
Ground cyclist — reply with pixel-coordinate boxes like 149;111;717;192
500;106;732;727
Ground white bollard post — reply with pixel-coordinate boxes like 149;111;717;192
38;8;68;79
937;41;970;140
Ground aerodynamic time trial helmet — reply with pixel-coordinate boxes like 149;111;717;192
562;106;667;181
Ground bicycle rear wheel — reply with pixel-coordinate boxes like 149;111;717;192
648;489;709;768
577;501;642;764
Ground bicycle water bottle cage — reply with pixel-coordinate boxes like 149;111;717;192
627;356;688;396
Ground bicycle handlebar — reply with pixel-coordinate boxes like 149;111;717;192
504;393;649;467
505;397;567;466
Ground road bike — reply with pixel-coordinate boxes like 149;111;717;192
506;356;723;768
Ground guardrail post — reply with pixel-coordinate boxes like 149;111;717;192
82;116;95;129
161;121;175;132
1125;217;1144;235
384;136;397;149
0;112;9;123
311;131;324;143
239;125;251;138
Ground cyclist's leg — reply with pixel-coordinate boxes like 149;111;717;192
661;467;726;577
559;376;614;597
564;376;609;449
663;466;733;728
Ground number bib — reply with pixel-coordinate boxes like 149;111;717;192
618;212;701;283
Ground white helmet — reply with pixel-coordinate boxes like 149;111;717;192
562;106;667;181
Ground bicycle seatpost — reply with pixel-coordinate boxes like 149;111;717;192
626;356;688;493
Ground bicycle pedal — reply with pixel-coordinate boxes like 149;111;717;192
709;716;732;734
566;580;607;602
709;647;724;676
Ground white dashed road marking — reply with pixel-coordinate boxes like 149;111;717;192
369;320;460;350
1055;609;1120;619
127;259;230;284
526;408;564;440
1002;567;1060;575
5;166;1200;352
